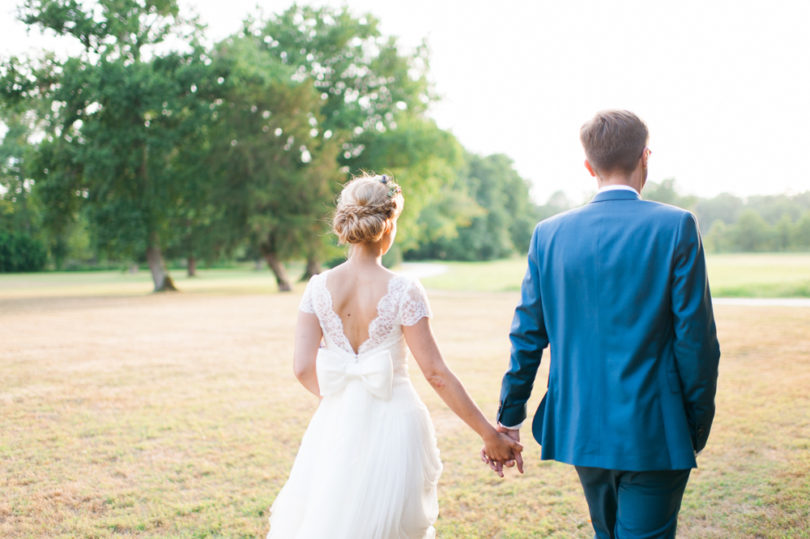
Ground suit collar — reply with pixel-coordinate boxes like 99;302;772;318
591;189;641;203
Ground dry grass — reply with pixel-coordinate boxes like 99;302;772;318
1;276;809;538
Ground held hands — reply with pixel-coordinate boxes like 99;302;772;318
480;425;524;478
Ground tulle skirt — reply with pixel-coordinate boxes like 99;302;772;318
268;379;442;539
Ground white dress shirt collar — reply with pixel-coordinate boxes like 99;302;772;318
597;184;639;194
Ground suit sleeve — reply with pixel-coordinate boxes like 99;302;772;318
497;225;549;428
671;212;721;453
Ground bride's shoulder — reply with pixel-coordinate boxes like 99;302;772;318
387;270;421;288
391;273;432;324
387;272;429;304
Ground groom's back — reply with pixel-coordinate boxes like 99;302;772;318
539;195;687;361
530;191;707;470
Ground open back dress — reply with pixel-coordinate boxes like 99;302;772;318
267;271;442;539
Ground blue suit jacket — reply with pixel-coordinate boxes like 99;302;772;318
497;189;720;471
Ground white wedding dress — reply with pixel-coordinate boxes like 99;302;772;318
267;271;443;539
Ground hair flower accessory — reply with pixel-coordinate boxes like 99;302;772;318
378;175;401;197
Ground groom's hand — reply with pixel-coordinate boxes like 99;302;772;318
497;425;524;474
480;426;524;477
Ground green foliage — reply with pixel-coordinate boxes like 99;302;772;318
704;204;810;253
205;35;342;266
257;5;431;138
9;0;214;289
642;177;697;210
793;211;810;249
728;210;772;252
0;231;47;271
19;0;184;60
536;190;574;221
408;152;541;260
349;116;465;250
694;192;744;232
642;180;810;254
252;4;440;267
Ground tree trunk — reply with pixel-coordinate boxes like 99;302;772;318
187;255;197;277
300;254;322;281
146;244;177;292
264;252;292;291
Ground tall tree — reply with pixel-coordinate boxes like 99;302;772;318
254;5;436;272
13;0;207;290
0;109;48;272
0;109;37;236
207;36;341;290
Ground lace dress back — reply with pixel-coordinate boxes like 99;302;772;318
268;270;441;539
299;272;433;378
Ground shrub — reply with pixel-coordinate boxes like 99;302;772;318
0;232;47;272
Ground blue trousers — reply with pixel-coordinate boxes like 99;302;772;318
575;466;691;539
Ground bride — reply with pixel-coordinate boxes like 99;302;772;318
267;174;521;538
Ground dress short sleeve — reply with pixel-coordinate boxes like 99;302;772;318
299;275;316;313
399;278;433;326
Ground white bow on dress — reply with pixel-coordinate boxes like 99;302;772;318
316;347;394;400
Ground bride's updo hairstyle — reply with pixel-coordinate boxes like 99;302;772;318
333;174;403;245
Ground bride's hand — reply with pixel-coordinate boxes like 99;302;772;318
481;429;523;477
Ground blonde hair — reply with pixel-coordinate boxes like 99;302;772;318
333;174;403;244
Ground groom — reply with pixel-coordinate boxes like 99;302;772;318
493;110;720;538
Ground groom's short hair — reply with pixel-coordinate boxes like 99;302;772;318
580;110;648;175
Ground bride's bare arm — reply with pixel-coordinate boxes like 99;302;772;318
293;311;322;397
403;318;522;471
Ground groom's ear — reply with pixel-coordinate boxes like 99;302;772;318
584;160;598;177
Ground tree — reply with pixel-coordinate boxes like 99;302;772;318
746;194;804;225
643;178;697;210
0;231;47;272
728;210;773;252
536;190;573;221
206;36;342;290
0;110;37;236
794;211;810;250
254;5;436;272
0;84;60;270
407;152;540;261
704;220;731;253
13;0;207;291
257;5;431;140
773;214;794;251
348;116;465;254
694;193;744;235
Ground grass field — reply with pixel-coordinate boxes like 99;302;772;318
2;268;809;538
421;253;810;298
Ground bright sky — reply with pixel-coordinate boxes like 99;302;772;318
3;0;810;203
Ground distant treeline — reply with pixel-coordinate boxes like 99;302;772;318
2;2;806;287
642;179;810;253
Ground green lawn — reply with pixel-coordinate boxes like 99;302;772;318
419;259;528;293
421;253;810;297
1;252;808;298
0;267;289;298
705;253;810;297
